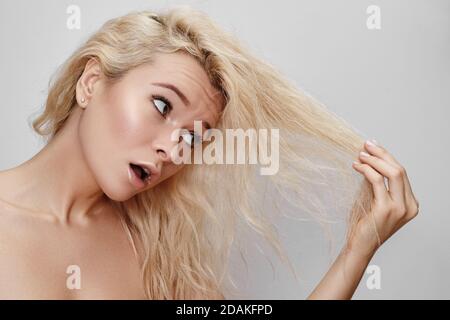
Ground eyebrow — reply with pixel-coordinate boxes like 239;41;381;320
151;82;212;131
152;82;190;106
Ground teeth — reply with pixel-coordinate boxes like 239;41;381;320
130;163;150;182
142;167;150;181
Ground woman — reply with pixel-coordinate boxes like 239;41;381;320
0;7;419;299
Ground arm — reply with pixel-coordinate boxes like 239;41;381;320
307;246;374;300
308;139;419;300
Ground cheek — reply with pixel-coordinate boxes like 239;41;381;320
80;86;145;159
158;164;185;184
106;91;150;147
166;164;185;177
77;87;155;201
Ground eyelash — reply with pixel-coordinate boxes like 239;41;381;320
151;94;172;116
151;95;202;148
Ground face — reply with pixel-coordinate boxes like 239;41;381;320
76;52;223;201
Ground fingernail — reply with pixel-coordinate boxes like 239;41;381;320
371;139;378;146
360;151;370;157
366;140;376;147
352;161;360;166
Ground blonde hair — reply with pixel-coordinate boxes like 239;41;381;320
32;6;376;299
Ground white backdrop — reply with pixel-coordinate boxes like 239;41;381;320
0;0;448;299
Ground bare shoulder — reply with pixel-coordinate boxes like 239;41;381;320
0;200;32;298
0;169;24;223
0;173;55;298
0;182;41;264
0;169;56;230
0;214;67;299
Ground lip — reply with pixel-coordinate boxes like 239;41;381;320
127;161;161;190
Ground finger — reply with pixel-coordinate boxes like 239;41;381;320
352;161;390;202
358;151;405;204
402;169;419;204
364;140;417;211
403;170;420;218
364;140;401;168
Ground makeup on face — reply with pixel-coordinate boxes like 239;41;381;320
80;52;223;199
127;161;161;190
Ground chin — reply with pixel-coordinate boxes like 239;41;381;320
102;189;133;202
98;178;136;202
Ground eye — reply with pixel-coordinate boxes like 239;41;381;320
152;95;172;117
180;130;202;148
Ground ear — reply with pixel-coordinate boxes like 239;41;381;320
76;57;102;108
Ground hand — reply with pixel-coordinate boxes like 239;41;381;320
348;140;419;258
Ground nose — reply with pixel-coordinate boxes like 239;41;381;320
154;128;183;164
157;148;171;162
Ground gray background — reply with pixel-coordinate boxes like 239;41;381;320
0;0;448;299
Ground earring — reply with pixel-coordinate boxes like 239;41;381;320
80;97;86;109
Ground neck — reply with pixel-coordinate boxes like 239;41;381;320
5;107;111;224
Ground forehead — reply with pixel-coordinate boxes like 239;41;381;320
137;52;224;125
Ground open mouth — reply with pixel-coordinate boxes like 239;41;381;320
129;163;151;182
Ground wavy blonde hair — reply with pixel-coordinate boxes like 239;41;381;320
31;6;376;299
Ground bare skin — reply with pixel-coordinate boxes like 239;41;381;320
0;51;418;300
0;52;223;299
308;140;419;299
